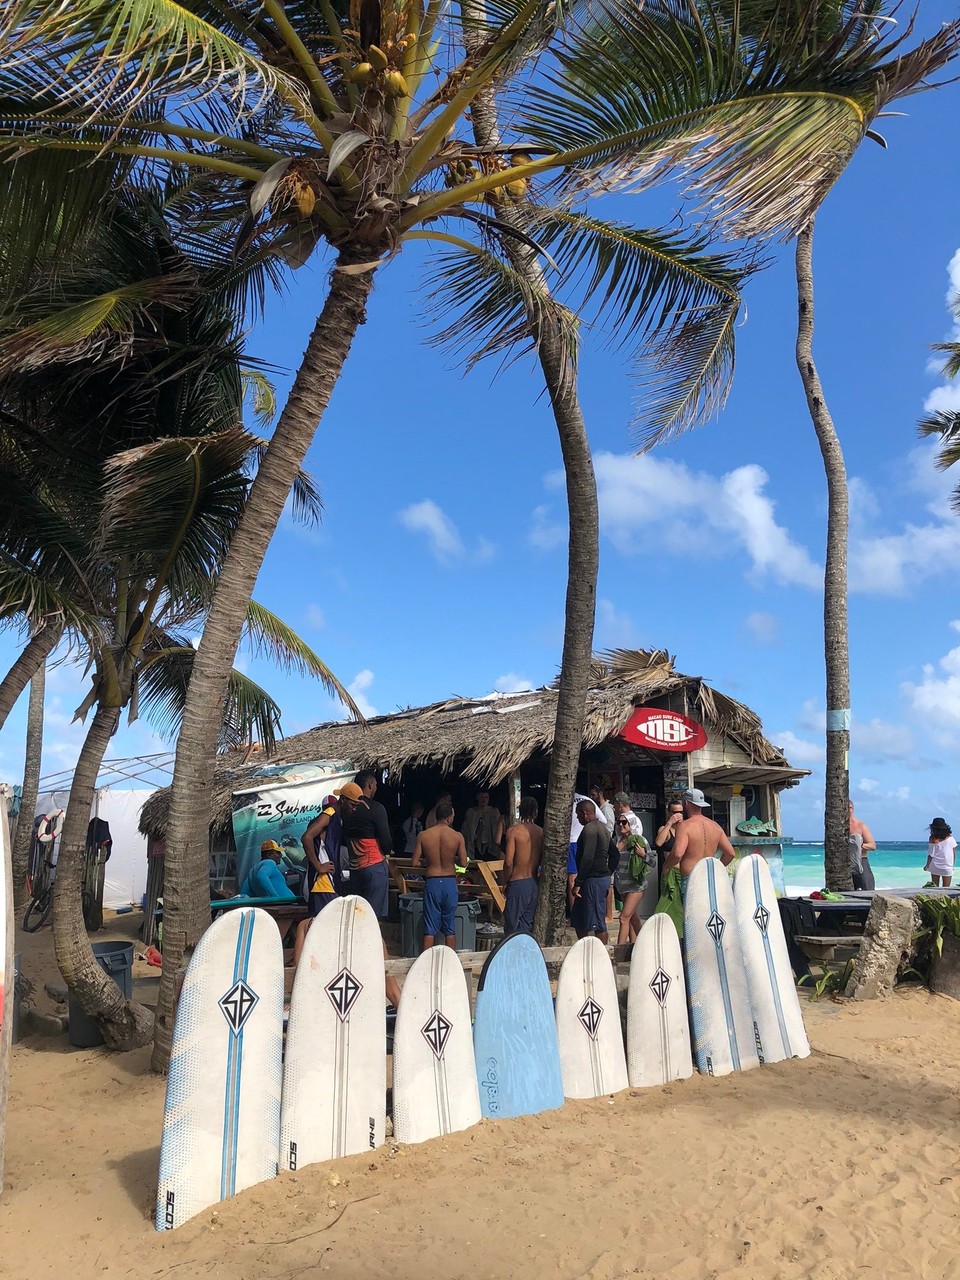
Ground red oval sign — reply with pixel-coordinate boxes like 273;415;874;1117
619;708;707;753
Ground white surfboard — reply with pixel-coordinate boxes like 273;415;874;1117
555;936;628;1099
156;907;283;1230
684;857;761;1077
392;945;480;1144
627;914;692;1088
734;855;810;1064
280;895;385;1170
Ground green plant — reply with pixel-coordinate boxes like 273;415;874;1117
799;958;854;1000
915;895;960;959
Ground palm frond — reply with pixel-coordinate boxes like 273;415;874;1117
98;428;252;599
135;639;284;751
0;276;197;373
424;242;579;374
513;2;960;239
243;599;363;718
0;0;299;123
531;209;749;440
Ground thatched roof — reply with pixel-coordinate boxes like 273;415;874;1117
140;648;795;838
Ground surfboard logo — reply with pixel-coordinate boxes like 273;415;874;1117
218;979;259;1035
649;967;671;1007
421;1009;453;1061
480;1058;500;1113
752;903;770;934
706;910;726;946
577;997;603;1040
326;967;363;1021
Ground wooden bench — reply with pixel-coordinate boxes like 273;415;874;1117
463;859;506;915
795;934;863;964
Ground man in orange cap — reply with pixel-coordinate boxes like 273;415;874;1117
335;781;402;1008
240;838;296;900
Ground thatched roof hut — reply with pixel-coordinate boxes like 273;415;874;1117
140;648;806;842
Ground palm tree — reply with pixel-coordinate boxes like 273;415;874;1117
0;0;933;1062
919;293;960;495
754;4;960;889
10;644;45;911
0;197;358;1046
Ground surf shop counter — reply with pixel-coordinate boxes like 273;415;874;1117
731;836;793;896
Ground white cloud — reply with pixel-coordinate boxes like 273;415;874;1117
347;669;378;718
590;452;822;588
398;500;465;563
528;503;565;551
595;598;636;647
494;672;534;693
921;245;960;415
855;717;914;762
850;519;960;595
398;500;495;566
304;603;325;630
857;778;879;794
772;729;822;766
744;611;779;646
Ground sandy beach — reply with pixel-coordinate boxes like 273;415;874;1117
3;918;959;1280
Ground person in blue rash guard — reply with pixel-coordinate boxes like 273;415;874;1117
241;839;296;900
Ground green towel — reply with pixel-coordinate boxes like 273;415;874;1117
655;867;684;939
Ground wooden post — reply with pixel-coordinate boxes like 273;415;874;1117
0;784;14;1196
508;770;521;824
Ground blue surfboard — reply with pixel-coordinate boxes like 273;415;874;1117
472;933;564;1119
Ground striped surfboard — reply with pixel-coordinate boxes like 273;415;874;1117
156;907;283;1230
392;943;480;1145
280;895;386;1169
555;936;627;1099
734;854;810;1064
627;913;692;1088
684;857;761;1077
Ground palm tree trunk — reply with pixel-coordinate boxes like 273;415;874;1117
11;659;45;911
465;70;598;945
151;249;378;1072
52;704;154;1049
795;223;851;892
0;621;59;732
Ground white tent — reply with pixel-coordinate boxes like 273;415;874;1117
35;787;154;910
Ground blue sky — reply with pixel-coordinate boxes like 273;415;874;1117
2;62;959;841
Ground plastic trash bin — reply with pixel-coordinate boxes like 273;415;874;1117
399;893;481;957
68;939;135;1048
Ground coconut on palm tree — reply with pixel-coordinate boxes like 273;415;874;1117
1;0;939;1060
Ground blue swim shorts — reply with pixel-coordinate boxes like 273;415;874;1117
353;860;390;919
422;876;458;939
572;875;610;934
503;878;538;935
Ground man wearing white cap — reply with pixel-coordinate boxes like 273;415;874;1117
663;788;736;884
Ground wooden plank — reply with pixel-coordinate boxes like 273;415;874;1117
465;860;506;914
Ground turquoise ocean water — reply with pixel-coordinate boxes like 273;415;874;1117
783;841;932;895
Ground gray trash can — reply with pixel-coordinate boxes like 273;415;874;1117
68;940;135;1048
399;893;481;957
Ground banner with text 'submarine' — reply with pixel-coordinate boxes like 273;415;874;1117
231;759;355;889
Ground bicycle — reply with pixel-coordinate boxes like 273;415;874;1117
23;848;55;932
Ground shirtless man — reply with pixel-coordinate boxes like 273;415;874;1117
849;801;877;890
412;802;467;949
663;788;735;883
503;796;544;935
